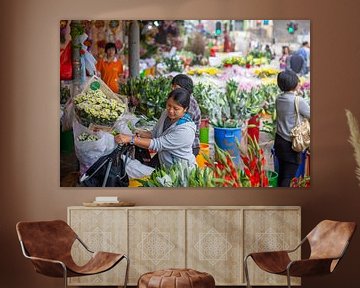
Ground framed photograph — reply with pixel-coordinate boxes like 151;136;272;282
60;20;310;188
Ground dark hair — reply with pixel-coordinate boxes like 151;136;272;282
277;70;299;92
282;45;290;52
171;74;194;94
105;42;117;54
302;41;309;46
167;88;190;109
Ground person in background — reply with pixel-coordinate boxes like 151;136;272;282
115;88;196;169
264;44;274;60
279;46;290;70
297;41;310;74
286;42;310;75
223;24;231;53
96;42;123;93
275;71;310;187
171;74;201;156
286;52;306;75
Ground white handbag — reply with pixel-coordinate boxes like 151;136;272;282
290;96;310;152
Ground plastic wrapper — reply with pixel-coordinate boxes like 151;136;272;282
134;114;157;132
113;112;140;135
61;98;75;132
124;157;155;179
73;119;116;175
60;42;72;80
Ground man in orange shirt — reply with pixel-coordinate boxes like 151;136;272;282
96;42;123;93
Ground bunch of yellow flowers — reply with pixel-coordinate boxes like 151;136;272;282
254;67;280;78
187;67;221;76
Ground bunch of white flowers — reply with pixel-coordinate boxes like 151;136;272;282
74;89;126;127
77;132;99;142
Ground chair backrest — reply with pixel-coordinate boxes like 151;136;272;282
16;220;77;261
306;220;356;264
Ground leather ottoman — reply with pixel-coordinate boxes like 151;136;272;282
138;268;215;288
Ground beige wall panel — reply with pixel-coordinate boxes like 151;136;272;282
187;209;243;285
67;207;128;286
243;208;301;286
128;209;186;284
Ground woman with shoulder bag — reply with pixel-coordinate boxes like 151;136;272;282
274;71;310;187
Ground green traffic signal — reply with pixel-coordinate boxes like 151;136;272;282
215;21;221;35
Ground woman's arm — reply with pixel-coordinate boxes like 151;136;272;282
115;134;151;149
299;98;310;119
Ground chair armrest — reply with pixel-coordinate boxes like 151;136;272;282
76;236;94;253
26;255;66;267
246;237;306;257
19;240;67;277
25;255;68;277
287;257;335;277
286;237;307;253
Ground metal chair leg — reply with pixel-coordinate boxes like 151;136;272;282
123;255;130;288
286;269;292;288
244;255;252;288
61;264;68;288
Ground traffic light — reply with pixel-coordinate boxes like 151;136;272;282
215;21;221;35
287;21;298;34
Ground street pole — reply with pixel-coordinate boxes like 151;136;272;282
70;20;83;95
128;20;140;78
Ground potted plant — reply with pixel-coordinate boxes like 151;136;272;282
193;82;220;144
210;80;266;165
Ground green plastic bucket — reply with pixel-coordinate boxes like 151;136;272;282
60;129;74;154
199;127;209;143
267;170;278;187
199;119;210;143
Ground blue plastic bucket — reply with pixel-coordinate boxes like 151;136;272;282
214;127;242;165
295;151;307;177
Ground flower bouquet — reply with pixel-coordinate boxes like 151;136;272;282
290;176;310;188
74;76;127;129
138;161;216;187
204;145;244;187
240;136;269;187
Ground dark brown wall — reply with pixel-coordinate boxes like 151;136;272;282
1;0;360;287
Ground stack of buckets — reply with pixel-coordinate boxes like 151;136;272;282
197;119;210;167
196;143;210;167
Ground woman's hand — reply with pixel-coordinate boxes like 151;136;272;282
135;129;152;139
115;134;132;144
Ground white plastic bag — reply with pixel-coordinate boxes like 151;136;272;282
124;157;154;179
113;112;140;134
73;120;116;175
61;98;75;132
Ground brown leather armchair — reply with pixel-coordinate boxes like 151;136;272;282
244;220;356;288
16;220;129;288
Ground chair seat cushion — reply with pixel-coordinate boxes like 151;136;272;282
67;252;124;276
250;251;291;274
138;268;215;288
